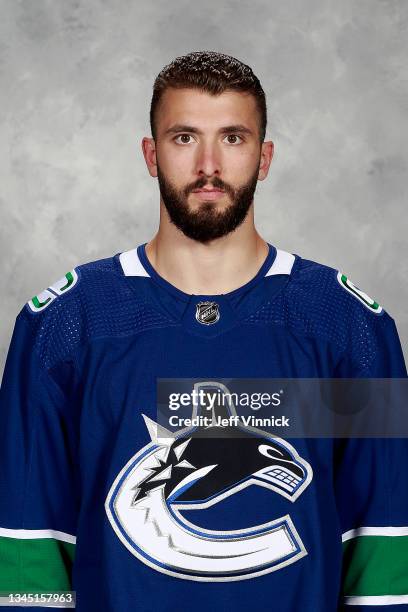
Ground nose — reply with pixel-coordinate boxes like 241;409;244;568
194;141;222;178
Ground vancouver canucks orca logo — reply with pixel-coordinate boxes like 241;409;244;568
105;382;313;581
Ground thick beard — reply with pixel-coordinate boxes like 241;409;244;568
156;164;260;244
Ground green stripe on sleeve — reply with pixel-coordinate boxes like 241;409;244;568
342;535;408;596
0;535;75;592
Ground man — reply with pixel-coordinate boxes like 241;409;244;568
0;51;407;611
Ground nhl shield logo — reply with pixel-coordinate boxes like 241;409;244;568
195;301;220;325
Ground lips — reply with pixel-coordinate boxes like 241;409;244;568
191;188;226;200
192;188;224;193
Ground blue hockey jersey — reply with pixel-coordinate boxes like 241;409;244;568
0;242;407;611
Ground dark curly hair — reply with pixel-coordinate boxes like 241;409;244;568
150;51;267;142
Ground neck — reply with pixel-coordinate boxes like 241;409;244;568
145;210;269;296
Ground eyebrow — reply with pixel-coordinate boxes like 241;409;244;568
164;124;254;136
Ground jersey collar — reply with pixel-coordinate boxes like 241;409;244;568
119;243;295;302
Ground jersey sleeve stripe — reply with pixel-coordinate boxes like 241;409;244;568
344;594;408;605
0;535;75;593
342;527;408;542
0;527;76;544
342;534;408;598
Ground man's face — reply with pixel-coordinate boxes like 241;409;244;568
152;88;265;243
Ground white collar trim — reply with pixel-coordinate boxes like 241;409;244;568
120;246;295;279
119;248;150;277
265;249;295;276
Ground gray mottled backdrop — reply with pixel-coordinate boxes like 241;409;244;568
1;0;407;375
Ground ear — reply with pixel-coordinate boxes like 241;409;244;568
142;136;158;178
258;141;274;181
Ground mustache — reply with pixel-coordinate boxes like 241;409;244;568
184;177;232;195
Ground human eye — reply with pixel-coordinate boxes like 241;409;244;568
174;134;195;145
223;134;244;145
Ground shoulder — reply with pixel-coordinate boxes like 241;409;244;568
16;247;174;370
277;251;397;373
16;253;122;370
23;254;118;316
288;254;387;321
21;253;119;327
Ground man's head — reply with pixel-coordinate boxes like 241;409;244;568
143;51;273;243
